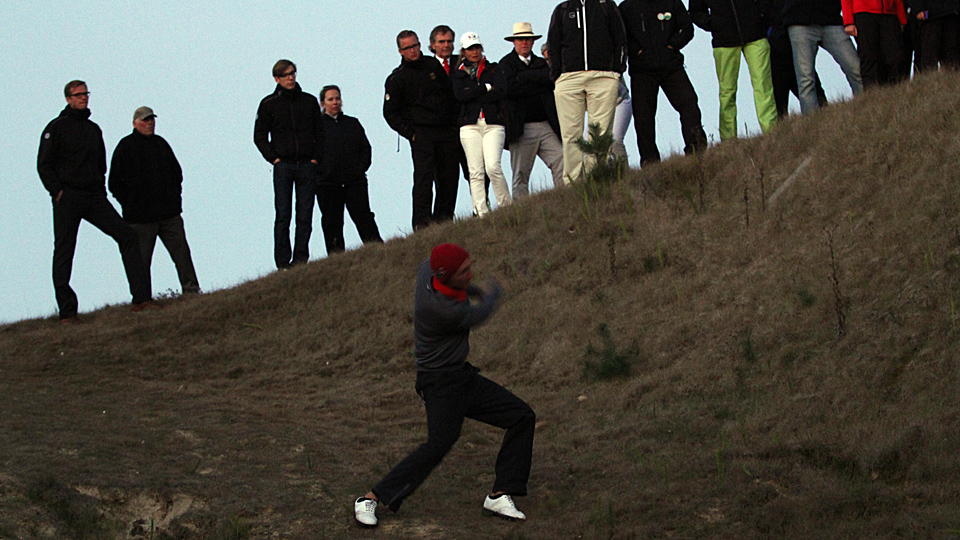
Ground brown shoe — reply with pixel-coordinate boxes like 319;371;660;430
130;300;163;313
59;315;81;325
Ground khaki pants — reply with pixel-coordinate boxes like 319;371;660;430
508;121;564;198
554;71;620;182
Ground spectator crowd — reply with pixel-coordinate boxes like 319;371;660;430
38;0;955;321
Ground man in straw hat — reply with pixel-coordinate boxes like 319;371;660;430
500;22;564;197
354;244;536;527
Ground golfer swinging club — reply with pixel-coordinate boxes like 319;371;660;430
354;243;536;527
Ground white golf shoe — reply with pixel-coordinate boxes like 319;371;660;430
482;494;526;521
354;497;378;527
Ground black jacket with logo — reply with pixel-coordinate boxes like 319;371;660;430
318;113;371;186
254;83;325;164
620;0;696;73
499;50;562;144
37;106;107;197
547;0;628;80
383;55;458;140
689;0;773;48
108;130;183;223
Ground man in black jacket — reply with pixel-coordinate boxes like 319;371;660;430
37;80;155;322
547;0;628;182
909;0;960;71
254;60;325;269
500;23;564;197
316;86;383;254
109;106;200;295
620;0;708;165
384;30;460;231
689;0;778;140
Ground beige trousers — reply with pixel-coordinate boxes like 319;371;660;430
553;71;621;182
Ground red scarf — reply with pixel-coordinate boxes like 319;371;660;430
433;276;467;301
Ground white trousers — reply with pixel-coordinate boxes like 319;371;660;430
508;121;564;198
459;119;512;217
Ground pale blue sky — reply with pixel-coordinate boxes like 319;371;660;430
0;1;858;323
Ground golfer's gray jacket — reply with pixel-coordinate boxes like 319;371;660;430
413;259;502;372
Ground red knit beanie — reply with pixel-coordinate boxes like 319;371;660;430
430;243;470;283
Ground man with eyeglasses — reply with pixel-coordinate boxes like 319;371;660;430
254;59;325;269
384;30;460;231
37;80;157;323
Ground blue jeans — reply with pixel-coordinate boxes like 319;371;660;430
273;162;316;268
787;25;863;114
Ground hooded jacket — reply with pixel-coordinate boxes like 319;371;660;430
108;130;183;223
781;0;846;26
383;55;458;140
689;0;773;48
254;82;325;164
37;106;107;197
840;0;907;25
619;0;696;73
547;0;628;80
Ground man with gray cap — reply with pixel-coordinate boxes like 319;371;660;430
109;106;200;295
500;22;564;197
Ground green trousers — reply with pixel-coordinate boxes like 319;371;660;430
712;38;778;141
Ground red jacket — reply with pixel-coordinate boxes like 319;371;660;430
841;0;907;25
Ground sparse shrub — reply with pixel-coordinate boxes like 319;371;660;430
212;514;249;540
27;476;110;540
582;323;639;381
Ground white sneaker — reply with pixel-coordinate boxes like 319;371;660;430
354;497;378;527
482;494;526;521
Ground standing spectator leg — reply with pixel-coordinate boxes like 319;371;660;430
713;46;743;141
743;38;778;134
52;191;83;319
409;136;436;231
155;216;200;294
630;70;662;166
85;194;152;304
343;181;383;244
554;72;589;183
508;127;539;198
317;183;347;254
272;162;295;267
432;134;461;224
291;163;315;264
582;72;621;175
820;25;863;96
480;122;511;209
661;69;707;156
130;221;160;295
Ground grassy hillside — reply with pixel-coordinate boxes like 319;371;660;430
3;71;960;540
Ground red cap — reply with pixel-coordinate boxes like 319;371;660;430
430;243;470;283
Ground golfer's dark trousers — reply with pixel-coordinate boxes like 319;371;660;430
373;364;536;510
410;126;460;231
53;188;151;318
854;12;905;88
630;68;707;166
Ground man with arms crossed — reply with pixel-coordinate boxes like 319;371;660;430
500;22;564;197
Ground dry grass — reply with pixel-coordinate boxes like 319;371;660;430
3;71;960;539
